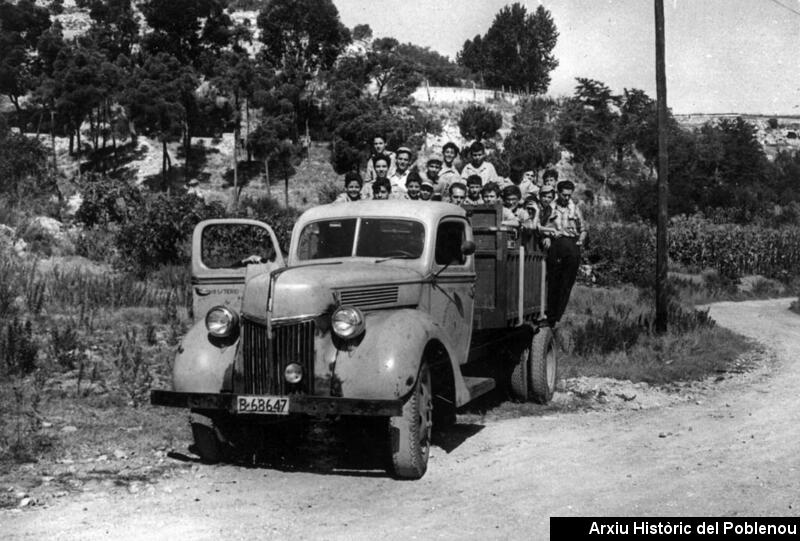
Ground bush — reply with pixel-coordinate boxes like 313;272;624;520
115;191;226;275
75;174;142;228
583;222;655;286
1;318;38;375
317;179;341;205
458;104;502;142
232;195;300;254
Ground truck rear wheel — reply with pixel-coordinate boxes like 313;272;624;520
388;363;432;479
510;327;557;404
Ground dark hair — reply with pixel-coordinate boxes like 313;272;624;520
481;181;501;197
501;185;522;199
466;174;483;186
469;141;485;154
449;181;467;195
509;160;525;184
373;178;392;194
405;171;422;186
543;168;559;182
343;171;362;187
557;180;575;192
373;155;390;167
442;142;459;155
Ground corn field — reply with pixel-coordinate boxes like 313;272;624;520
585;217;800;285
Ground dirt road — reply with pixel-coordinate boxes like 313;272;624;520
4;298;799;540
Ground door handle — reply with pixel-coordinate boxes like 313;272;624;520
195;287;211;296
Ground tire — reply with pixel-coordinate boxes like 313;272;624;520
530;327;556;404
190;412;232;464
388;363;432;479
510;327;557;404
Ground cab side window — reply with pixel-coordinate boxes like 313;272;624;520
435;220;467;266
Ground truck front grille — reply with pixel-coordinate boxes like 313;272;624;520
241;318;315;395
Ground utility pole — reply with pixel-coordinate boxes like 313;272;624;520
655;0;669;333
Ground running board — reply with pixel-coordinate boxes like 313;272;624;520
463;376;496;402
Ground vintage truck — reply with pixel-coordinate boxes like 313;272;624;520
150;200;555;479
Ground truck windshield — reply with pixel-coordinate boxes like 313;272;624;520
297;218;425;261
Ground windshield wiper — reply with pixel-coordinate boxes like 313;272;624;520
374;255;413;263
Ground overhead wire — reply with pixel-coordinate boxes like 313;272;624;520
766;0;800;18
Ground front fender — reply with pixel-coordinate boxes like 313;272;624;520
333;309;467;402
173;321;237;393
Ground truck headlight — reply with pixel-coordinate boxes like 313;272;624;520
331;306;365;339
205;306;239;338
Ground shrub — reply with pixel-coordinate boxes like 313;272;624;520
2;318;38;375
115;191;226;275
114;329;152;407
458;104;502;142
49;321;85;370
317;179;341;205
75;226;118;262
583;222;655;286
232;195;300;254
75;174;142;228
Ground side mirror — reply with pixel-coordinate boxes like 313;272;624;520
461;240;476;256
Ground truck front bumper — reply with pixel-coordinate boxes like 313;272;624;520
150;390;402;417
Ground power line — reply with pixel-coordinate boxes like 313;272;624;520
767;0;800;18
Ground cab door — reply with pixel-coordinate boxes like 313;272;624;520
191;219;285;322
428;217;476;364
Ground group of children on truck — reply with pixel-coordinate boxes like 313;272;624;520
334;136;587;328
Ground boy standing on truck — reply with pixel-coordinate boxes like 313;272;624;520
419;180;435;201
463;175;484;205
461;142;498;186
422;152;446;199
372;178;392;200
545;180;587;328
390;147;414;197
362;155;392;199
439;142;461;190
366;136;396;182
334;172;364;203
404;172;423;200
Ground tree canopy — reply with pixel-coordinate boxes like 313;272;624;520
458;3;558;93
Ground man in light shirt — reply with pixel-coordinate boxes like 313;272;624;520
544;180;587;328
439;142;461;191
389;146;413;197
461;141;498;186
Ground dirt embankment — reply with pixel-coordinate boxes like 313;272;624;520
3;298;799;540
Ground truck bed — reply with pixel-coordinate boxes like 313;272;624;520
469;204;547;331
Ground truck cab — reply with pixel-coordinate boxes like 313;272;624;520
151;201;555;479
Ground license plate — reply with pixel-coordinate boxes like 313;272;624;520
235;396;290;415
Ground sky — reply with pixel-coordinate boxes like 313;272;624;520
333;0;800;115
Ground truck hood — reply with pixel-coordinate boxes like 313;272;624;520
241;261;424;322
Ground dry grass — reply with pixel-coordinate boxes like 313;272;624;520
556;286;753;384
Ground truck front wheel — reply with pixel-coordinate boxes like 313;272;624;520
190;412;234;464
511;326;557;404
388;363;432;479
